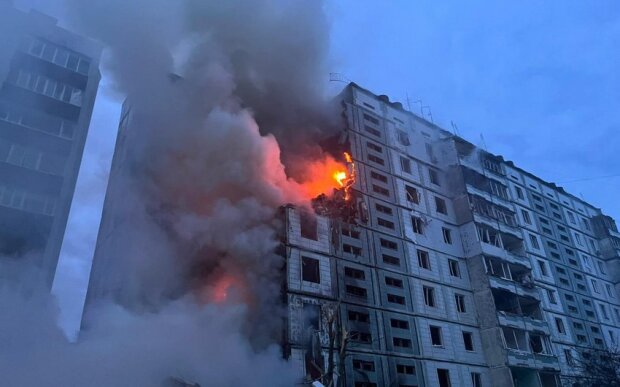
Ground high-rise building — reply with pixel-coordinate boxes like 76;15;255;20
0;3;101;288
282;83;620;387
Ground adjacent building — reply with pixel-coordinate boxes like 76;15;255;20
0;2;101;288
282;83;620;387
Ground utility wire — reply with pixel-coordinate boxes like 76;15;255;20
556;173;620;184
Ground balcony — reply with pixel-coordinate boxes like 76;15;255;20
506;350;560;371
466;183;513;210
489;276;540;300
503;327;560;371
497;312;550;336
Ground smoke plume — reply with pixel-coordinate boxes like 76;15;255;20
2;0;337;385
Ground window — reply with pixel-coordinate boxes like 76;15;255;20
348;311;370;323
600;304;610;320
378;217;395;229
529;234;540;249
363;113;380;125
606;284;615;298
598;261;607;275
341;225;360;239
417;250;431;270
382;254;400;266
367;141;383;153
353;359;375;372
591;279;600;294
463;331;474;351
397;130;410;146
423;286;436;307
430;326;443;346
567;211;576;224
471;372;482;387
346;285;367;299
400;157;411;174
411;216;424;234
405;185;419;204
429;169;440;185
455;294;466;313
537;260;548;276
303;303;320;331
449;259;461;278
435;197;447;214
364;125;381;137
565;349;575;366
396;364;416;375
393;337;412;348
375;203;393;215
372;184;390;196
521;209;532;224
345;266;365;280
387;294;406;305
442;228;453;244
370;171;388;183
343;244;362;255
515;186;524;200
302;256;320;283
300;212;318;240
437;369;451;387
555;318;565;334
385;276;403;288
368;154;385;165
391;319;409;329
380;238;398;250
351;331;372;343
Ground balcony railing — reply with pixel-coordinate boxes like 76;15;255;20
488;275;540;300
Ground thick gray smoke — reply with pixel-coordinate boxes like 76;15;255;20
2;0;336;386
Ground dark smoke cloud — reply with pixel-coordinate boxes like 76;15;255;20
3;0;335;385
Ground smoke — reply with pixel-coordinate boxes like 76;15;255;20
2;0;338;385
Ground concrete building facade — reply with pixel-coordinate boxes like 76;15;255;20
0;3;101;288
282;83;620;387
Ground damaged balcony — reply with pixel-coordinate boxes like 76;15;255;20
477;224;530;268
470;194;521;238
501;327;560;371
462;166;513;209
492;288;548;335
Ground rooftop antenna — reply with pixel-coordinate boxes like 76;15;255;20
421;105;433;123
329;72;351;83
480;133;488;151
450;121;461;136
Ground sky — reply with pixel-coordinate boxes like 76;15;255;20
38;1;620;338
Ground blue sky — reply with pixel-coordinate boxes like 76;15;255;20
51;1;620;337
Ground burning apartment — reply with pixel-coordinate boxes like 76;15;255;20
280;83;620;387
0;2;101;288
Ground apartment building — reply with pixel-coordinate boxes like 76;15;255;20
0;3;101;288
282;83;620;387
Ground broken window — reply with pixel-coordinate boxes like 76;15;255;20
483;157;502;175
489;179;509;199
430;326;443;346
435;196;447;214
515;186;524;200
346;285;367;299
406;185;420;204
429;168;440;186
555;318;565;334
382;254;400;266
385;276;403;288
397;130;410;146
502;327;527;351
352;359;375;372
400;156;412;174
437;369;451;387
455;294;466;313
529;234;540;249
387;294;405;305
442;227;453;244
302;256;320;283
345;266;365;280
529;334;552;355
343;244;362;255
396;364;415;375
471;373;482;387
302;303;320;332
423;286;436;307
537;260;548;276
411;216;424;234
477;225;502;247
521;209;532;224
350;331;372;343
417;250;431;270
300;212;318;240
449;259;461;277
348;310;370;323
463;331;474;351
393;337;411;348
391;319;409;329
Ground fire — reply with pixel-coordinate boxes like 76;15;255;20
199;273;248;304
333;170;347;187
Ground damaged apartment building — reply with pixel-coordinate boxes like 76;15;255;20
282;83;620;387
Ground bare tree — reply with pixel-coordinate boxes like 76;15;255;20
563;347;620;387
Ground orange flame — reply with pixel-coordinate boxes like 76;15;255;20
333;170;347;186
298;152;356;200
